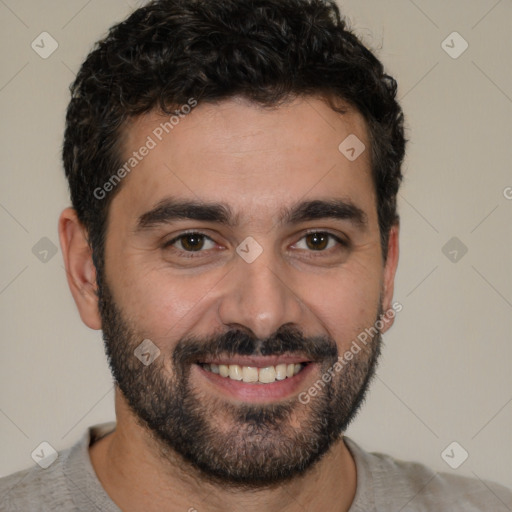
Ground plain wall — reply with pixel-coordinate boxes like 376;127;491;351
1;0;511;489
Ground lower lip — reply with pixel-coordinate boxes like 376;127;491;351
193;363;318;403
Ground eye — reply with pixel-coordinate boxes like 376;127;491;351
293;231;346;252
163;232;217;253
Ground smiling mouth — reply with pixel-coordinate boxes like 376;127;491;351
199;362;308;384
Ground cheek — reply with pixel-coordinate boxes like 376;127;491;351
112;264;227;340
296;265;382;348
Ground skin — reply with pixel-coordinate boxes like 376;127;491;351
59;95;399;512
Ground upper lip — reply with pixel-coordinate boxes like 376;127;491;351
198;355;311;367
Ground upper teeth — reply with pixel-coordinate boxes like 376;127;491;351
203;363;303;384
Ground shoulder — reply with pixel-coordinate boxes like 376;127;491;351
0;451;73;511
344;437;512;511
0;422;116;512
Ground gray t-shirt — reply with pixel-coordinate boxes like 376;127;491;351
1;422;511;511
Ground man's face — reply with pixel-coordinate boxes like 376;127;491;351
97;96;397;486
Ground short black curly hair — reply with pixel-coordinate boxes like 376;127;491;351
63;0;405;287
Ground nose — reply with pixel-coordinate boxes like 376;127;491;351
217;247;305;340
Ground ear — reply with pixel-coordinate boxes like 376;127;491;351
379;222;400;334
58;207;102;330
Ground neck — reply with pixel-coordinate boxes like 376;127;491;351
89;391;357;512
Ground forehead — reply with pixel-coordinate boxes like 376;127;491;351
110;96;376;229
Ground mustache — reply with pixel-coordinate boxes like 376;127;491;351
173;324;339;367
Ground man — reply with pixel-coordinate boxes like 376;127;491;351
1;0;510;510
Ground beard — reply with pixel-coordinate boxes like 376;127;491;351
97;278;383;489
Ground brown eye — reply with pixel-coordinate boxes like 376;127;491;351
180;233;205;251
305;232;329;250
164;232;216;253
293;232;347;254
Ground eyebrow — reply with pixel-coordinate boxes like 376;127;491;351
135;197;368;232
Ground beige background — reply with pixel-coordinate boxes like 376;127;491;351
1;0;511;491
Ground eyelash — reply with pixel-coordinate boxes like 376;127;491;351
162;230;348;259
